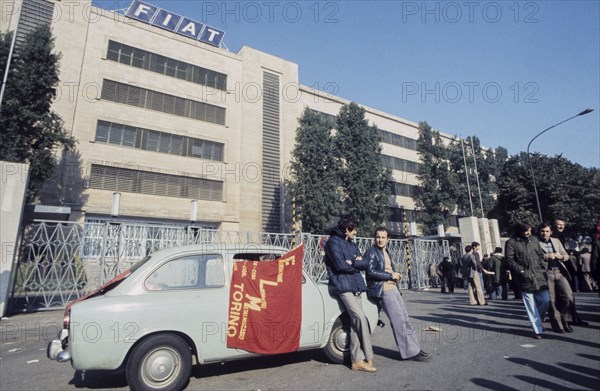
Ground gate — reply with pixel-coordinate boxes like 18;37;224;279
8;220;449;313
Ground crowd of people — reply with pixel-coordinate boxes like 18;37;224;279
436;217;598;339
322;216;598;371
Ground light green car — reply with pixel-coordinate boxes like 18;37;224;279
48;244;379;391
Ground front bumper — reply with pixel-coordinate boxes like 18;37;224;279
47;329;70;363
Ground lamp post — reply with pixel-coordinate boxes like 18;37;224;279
526;108;594;222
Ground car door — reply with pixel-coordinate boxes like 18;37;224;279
299;272;326;348
142;252;237;362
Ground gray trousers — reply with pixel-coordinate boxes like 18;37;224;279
382;288;421;359
547;268;577;328
338;292;373;363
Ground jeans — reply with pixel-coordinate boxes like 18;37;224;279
522;290;550;334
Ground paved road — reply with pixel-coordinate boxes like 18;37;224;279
1;290;599;390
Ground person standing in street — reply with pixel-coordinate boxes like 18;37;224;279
462;245;489;305
505;222;550;339
579;247;596;292
364;227;431;362
324;218;376;372
537;223;587;332
488;247;504;300
438;256;456;294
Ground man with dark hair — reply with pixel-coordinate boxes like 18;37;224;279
324;218;376;372
438;256;456;294
364;227;431;362
462;245;487;305
505;222;549;339
538;223;586;332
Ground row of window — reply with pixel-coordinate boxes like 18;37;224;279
379;129;418;150
387;207;422;224
89;164;223;201
390;182;416;197
381;155;420;173
95;120;224;161
309;110;417;152
101;79;226;125
107;40;227;90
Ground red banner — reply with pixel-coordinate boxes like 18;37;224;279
226;244;303;354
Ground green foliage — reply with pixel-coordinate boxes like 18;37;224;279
491;153;600;236
0;25;75;197
288;108;341;234
289;103;390;235
490;154;539;229
414;122;459;235
446;136;501;219
333;102;391;235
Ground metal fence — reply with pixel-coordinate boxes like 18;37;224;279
8;220;449;313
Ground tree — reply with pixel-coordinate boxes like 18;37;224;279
414;121;459;235
447;136;503;219
491;154;538;229
333;102;391;234
0;25;74;197
491;152;600;237
288;108;341;234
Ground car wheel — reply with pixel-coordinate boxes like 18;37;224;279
126;333;192;391
323;316;350;364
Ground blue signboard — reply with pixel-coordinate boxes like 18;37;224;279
125;0;225;47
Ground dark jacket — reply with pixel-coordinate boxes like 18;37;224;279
364;245;395;299
324;226;368;295
505;235;548;292
438;259;456;279
490;254;503;284
461;253;476;278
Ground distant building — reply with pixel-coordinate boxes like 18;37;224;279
3;0;461;236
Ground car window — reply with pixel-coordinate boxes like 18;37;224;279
233;252;284;261
145;254;224;291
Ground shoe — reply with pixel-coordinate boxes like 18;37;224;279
351;361;377;372
365;359;375;369
563;323;574;333
533;334;542;339
410;350;432;362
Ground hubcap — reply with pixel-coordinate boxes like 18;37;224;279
333;328;349;352
141;347;181;386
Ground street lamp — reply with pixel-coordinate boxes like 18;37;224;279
526;108;594;222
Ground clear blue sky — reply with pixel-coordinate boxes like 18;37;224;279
98;0;600;168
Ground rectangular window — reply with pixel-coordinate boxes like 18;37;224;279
378;129;417;151
90;164;223;201
381;154;419;174
106;40;227;91
94;120;224;162
101;79;225;126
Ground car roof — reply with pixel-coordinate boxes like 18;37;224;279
147;243;290;258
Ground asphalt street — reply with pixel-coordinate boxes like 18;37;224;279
1;289;599;391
